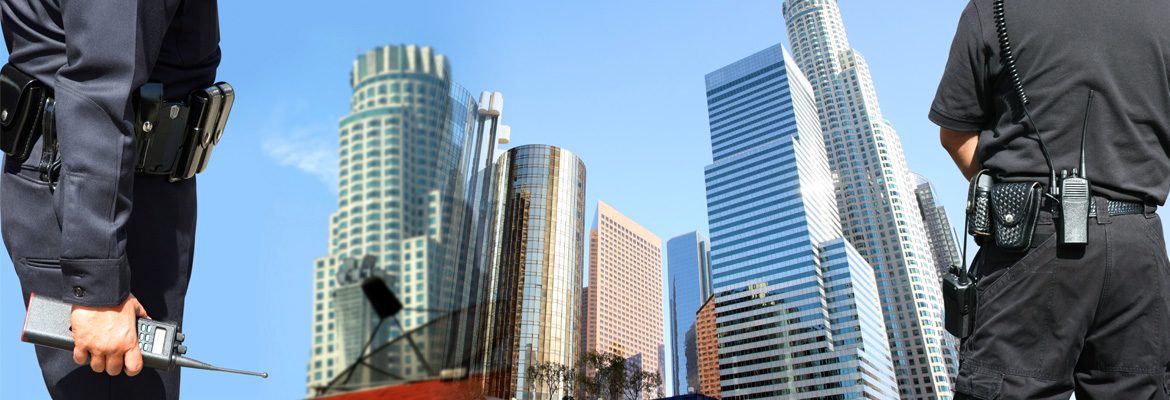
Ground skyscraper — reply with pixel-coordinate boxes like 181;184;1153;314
582;201;664;387
703;43;897;400
912;173;962;278
307;44;506;395
667;231;712;395
476;145;587;400
781;1;960;397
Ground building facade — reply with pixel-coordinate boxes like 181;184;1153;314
703;43;897;400
582;201;665;387
780;2;961;397
694;296;720;399
307;44;506;395
667;231;712;396
476;145;587;400
912;173;962;278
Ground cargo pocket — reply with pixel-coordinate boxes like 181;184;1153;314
954;365;1003;400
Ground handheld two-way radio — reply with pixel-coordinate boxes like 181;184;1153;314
1057;91;1094;245
22;293;267;378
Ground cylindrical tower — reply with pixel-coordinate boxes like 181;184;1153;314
308;44;486;393
478;145;587;400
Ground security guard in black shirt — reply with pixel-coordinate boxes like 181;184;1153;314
2;1;222;398
931;0;1170;398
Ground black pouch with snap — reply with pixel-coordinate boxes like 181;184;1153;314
991;182;1043;252
0;63;49;163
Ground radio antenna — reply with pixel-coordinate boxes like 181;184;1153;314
175;356;268;378
1079;90;1094;178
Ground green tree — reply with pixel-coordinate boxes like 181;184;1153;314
527;362;547;396
640;370;663;400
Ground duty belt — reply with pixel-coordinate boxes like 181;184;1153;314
0;64;234;185
1048;197;1147;219
1022;197;1151;248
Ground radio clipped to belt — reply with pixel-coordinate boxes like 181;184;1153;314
0;62;234;185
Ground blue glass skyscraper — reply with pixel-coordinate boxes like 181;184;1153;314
666;231;712;395
703;44;897;399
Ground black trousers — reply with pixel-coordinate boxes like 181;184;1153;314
1;140;196;400
955;200;1170;400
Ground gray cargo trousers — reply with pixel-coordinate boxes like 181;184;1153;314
955;199;1170;399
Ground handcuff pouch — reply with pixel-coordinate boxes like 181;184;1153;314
991;181;1043;252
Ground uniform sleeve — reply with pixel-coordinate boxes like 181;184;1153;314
53;0;175;307
929;0;993;132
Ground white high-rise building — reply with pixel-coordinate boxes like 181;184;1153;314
306;44;508;396
781;1;960;398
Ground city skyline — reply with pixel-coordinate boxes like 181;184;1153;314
0;2;979;399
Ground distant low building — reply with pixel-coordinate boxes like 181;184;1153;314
695;296;719;399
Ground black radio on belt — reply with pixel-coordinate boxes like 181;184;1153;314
0;62;234;184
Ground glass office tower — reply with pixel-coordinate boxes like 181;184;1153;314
307;44;506;395
666;231;711;395
476;145;587;400
782;2;960;396
703;44;897;400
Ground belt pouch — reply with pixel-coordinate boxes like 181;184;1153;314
991;182;1043;252
0;63;48;162
172;82;232;181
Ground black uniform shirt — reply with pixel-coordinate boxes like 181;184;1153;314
2;0;219;307
930;0;1170;206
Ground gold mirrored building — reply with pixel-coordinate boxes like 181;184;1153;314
477;145;587;400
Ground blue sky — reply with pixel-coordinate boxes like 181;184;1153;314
1;1;975;398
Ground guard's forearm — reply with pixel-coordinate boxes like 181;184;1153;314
940;127;980;180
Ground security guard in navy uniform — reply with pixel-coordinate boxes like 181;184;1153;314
2;0;222;399
931;0;1170;398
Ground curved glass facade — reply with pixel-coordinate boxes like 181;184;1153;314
477;145;587;400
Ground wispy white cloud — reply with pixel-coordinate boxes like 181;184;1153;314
259;104;338;191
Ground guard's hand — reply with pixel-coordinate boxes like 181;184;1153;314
70;294;150;376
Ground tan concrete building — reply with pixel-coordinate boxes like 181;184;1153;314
582;201;664;383
695;296;719;399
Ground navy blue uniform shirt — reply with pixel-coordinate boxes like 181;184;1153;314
2;0;220;307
